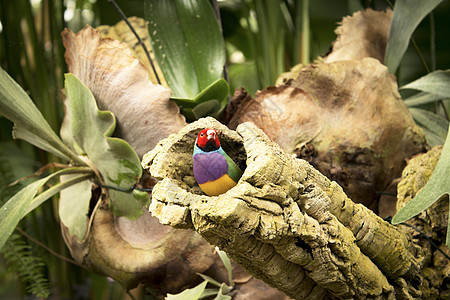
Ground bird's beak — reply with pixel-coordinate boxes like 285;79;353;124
206;129;216;141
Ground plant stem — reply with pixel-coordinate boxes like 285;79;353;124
429;13;436;71
411;38;430;74
16;227;79;266
301;0;310;65
107;0;162;85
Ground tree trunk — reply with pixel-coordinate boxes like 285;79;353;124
142;117;448;299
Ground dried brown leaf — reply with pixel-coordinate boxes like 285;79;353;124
61;25;186;157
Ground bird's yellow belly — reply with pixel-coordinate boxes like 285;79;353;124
199;173;237;196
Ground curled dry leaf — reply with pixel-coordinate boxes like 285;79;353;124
277;9;392;84
96;16;166;86
324;8;392;64
228;58;427;209
61;25;186;158
61;204;217;292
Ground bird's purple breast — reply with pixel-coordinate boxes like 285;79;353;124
193;152;228;184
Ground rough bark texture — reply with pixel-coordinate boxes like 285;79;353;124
142;117;433;299
396;146;449;299
227;58;427;210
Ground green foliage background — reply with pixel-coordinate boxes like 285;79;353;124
0;0;449;298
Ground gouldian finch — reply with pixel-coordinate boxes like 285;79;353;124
193;128;243;196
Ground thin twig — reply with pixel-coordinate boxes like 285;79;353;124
212;0;230;102
126;291;137;300
16;227;80;267
94;181;153;193
399;222;450;261
107;0;162;85
411;38;430;73
8;163;71;187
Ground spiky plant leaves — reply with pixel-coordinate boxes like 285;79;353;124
0;67;85;166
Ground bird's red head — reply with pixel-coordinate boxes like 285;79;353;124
196;128;220;151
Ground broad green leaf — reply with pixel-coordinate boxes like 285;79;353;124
59;174;93;240
216;247;233;287
404;92;446;107
0;67;83;165
409;107;449;146
392;123;450;246
191;100;221;120
172;78;229;121
166;281;207;300
0;167;92;250
385;0;444;74
64;74;150;219
401;70;450;98
145;0;225;99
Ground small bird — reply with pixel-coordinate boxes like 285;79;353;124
193;128;243;196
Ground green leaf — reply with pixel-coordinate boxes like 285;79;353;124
216;247;233;287
401;70;450;98
385;0;445;74
0;167;92;250
59;174;93;240
64;74;150;219
166;281;208;300
145;0;226;99
172;78;229;121
404;92;446;107
214;283;232;300
198;274;222;288
409;107;449;146
0;67;84;165
25;172;92;216
421;126;446;148
200;288;221;299
392;123;450;247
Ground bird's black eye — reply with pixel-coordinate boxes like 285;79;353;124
200;133;204;137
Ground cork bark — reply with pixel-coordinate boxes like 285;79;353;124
142;117;434;299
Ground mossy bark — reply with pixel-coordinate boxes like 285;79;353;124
142;117;444;299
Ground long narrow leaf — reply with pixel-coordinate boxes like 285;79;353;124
216;247;233;287
401;69;450;98
145;0;225;99
409;107;449;146
0;67;84;165
0;167;92;250
404;92;445;107
25;173;93;215
385;0;444;74
392;123;450;247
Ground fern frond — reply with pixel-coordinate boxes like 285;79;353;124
2;232;51;298
0;142;51;298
